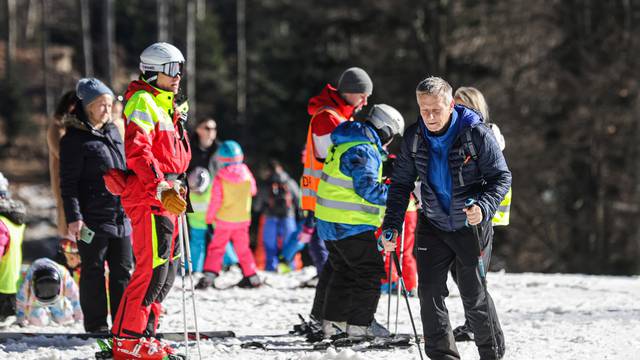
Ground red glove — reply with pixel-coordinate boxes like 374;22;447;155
103;168;127;195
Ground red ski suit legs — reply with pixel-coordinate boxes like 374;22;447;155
112;205;180;338
203;224;257;277
382;210;418;291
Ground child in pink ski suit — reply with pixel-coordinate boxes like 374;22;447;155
196;140;261;289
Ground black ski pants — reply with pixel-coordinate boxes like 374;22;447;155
322;231;385;326
77;229;133;332
417;215;504;360
310;258;332;320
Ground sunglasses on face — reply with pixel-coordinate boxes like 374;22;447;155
141;61;184;78
204;127;217;131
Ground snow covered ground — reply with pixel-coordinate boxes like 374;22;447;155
0;267;638;360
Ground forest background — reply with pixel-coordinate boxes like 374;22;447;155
0;0;638;275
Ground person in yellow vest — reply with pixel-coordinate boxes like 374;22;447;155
301;67;373;325
0;172;25;324
315;104;404;339
451;86;511;343
196;141;261;289
186;167;213;273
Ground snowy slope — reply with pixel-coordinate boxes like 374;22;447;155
0;267;638;360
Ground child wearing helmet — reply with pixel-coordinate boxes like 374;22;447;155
196;141;261;289
314;104;404;339
16;258;82;326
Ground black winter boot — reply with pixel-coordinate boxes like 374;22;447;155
237;274;262;288
195;272;217;289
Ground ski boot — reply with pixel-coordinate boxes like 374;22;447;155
148;337;183;358
321;319;347;343
195;272;217;289
109;336;183;360
237;274;262;288
345;318;391;340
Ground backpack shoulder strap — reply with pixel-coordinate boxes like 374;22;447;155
463;126;478;161
411;125;420;159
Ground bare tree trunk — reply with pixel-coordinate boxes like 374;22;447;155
79;0;93;76
412;0;451;75
41;0;51;116
157;0;169;42
196;0;206;21
103;0;115;87
592;111;607;273
6;0;17;77
25;0;39;41
236;0;247;127
186;0;196;118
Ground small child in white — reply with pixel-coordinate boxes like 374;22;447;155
16;258;82;326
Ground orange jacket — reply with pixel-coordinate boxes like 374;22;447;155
301;84;354;211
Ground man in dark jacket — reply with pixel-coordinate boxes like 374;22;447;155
381;77;510;360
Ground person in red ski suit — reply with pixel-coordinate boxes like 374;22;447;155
107;42;191;360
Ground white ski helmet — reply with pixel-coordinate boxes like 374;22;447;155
139;42;185;80
187;167;211;194
366;104;405;143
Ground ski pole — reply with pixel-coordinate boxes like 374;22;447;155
386;250;393;331
390;250;424;360
181;213;203;360
394;222;406;334
465;198;499;359
177;215;190;359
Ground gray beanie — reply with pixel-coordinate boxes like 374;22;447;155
76;78;114;107
338;67;373;95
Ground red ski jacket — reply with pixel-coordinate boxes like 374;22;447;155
120;79;191;211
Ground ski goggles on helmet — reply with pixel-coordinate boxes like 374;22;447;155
140;61;183;78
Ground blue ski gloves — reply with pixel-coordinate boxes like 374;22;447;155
378;228;399;252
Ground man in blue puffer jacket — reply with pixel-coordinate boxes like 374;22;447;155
315;104;404;339
381;77;510;360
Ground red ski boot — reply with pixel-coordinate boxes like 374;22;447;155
112;337;168;360
149;337;179;356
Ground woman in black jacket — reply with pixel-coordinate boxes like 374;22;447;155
60;78;133;333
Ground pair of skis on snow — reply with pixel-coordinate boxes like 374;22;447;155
0;329;415;355
241;333;413;352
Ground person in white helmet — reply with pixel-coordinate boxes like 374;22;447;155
314;104;404;339
105;42;191;360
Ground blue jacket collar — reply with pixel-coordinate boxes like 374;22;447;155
331;121;386;155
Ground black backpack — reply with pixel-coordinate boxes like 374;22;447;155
268;178;293;217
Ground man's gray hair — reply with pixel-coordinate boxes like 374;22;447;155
416;76;453;105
